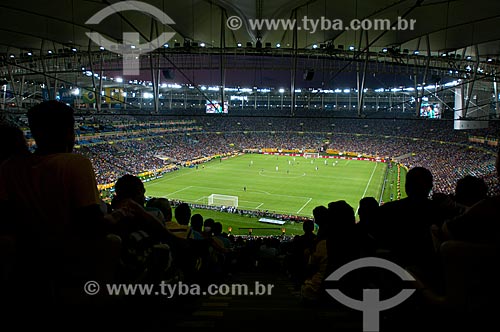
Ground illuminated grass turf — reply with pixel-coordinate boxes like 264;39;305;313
144;154;387;235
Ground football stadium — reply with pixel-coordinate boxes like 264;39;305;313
1;0;499;330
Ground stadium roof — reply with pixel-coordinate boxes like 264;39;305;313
1;0;500;101
0;0;500;57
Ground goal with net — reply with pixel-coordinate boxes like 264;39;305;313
303;152;320;159
207;194;239;208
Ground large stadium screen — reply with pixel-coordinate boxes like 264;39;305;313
420;102;441;119
206;101;229;114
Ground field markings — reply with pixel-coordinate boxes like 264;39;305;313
255;203;264;209
166;186;193;196
356;162;378;215
195;196;207;202
296;197;313;214
190;185;311;200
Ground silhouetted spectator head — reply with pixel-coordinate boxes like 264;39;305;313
28;101;75;153
0;124;28;162
303;219;314;234
174;203;191;225
190;214;203;232
212;222;223;236
312;205;328;228
405;167;433;198
455;175;488;207
114;174;146;206
328;200;355;226
146;197;172;222
358;197;379;222
204;218;215;234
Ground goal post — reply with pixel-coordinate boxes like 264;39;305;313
303;152;320;159
207;194;239;208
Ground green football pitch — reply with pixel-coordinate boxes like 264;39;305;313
144;154;387;234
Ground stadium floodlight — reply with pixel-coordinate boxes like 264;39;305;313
208;194;238;208
279;88;285;93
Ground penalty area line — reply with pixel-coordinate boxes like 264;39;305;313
296;198;312;214
356;162;378;215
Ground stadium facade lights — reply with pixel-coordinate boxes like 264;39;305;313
343;89;350;93
487;58;493;62
323;90;334;93
390;88;400;92
258;88;271;93
161;83;168;88
413;50;419;55
334;89;342;93
466;55;472;60
200;42;206;47
237;42;242;47
27;52;33;56
312;44;318;49
278;88;285;93
115;77;123;83
143;92;154;99
404;87;415;92
164;43;169;48
382;48;388;53
72;88;80;95
99;46;105;51
208;86;219;91
200;86;207;90
349;45;355;51
294;89;301;93
276;43;281;48
9;54;15;58
374;88;384;92
47;50;53;54
240;88;253;93
131;45;136;49
224;87;238;91
71;48;77;52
